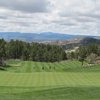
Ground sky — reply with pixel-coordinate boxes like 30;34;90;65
0;0;100;36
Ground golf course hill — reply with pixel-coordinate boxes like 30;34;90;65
2;60;100;73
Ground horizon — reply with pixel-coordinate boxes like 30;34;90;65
0;31;100;37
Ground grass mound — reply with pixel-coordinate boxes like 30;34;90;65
4;60;100;73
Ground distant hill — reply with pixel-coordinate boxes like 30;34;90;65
53;37;100;50
80;37;100;46
0;32;100;50
0;32;100;42
0;32;82;42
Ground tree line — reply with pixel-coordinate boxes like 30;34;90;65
66;44;100;65
0;38;100;67
0;39;66;66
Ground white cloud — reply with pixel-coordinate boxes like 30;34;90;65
0;0;100;36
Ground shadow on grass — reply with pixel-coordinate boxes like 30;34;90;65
0;65;12;71
0;86;99;100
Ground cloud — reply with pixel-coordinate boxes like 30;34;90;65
52;18;77;26
0;0;100;36
0;15;7;19
0;0;51;13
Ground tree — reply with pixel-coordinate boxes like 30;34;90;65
86;53;97;64
78;57;85;66
0;39;67;63
22;43;31;60
0;39;6;66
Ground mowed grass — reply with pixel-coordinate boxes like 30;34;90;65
0;72;100;87
4;60;100;72
0;72;100;100
0;87;100;100
0;60;100;100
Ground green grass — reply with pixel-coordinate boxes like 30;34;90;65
0;60;100;100
0;87;100;100
0;72;100;87
4;60;100;72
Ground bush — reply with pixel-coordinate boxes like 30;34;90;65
86;53;97;64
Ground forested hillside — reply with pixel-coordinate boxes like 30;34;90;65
61;37;100;50
0;39;66;65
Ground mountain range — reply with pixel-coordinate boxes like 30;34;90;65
0;32;100;42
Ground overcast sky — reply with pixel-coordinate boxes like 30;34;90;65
0;0;100;36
